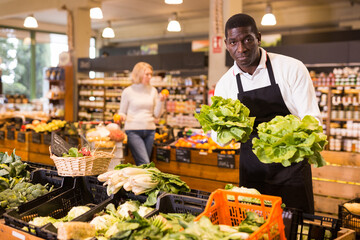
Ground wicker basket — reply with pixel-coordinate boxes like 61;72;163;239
49;147;115;176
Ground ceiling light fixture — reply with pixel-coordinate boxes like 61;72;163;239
90;7;103;19
24;14;38;28
261;4;277;26
102;21;115;38
165;0;183;4
167;12;181;32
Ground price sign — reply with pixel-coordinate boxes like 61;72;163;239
156;147;170;163
7;130;15;140
17;132;26;143
0;130;4;140
176;148;191;163
43;133;51;145
217;154;235;169
68;137;79;147
32;132;41;144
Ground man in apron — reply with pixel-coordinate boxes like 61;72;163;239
212;14;322;214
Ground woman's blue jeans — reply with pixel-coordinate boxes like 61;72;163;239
125;130;155;166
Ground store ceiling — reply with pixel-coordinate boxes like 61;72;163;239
0;0;359;41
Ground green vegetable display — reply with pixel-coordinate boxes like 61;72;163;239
195;96;255;144
0;182;53;209
252;114;328;167
0;149;31;182
98;163;190;206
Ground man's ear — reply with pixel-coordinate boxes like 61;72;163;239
257;32;262;43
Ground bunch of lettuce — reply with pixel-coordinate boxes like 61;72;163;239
195;96;255;144
252;115;328;167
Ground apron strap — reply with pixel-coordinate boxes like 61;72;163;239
236;54;276;95
265;54;276;86
236;73;243;94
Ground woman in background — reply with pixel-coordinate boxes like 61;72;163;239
118;62;166;165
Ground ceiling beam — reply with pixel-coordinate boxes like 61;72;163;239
0;0;100;19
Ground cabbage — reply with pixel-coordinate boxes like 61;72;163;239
195;96;255;144
29;216;57;227
66;206;91;221
137;206;154;217
90;214;118;233
117;201;140;218
252;115;328;167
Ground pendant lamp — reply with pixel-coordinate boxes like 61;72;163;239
165;0;183;4
261;4;277;26
167;12;181;32
102;22;115;38
90;7;103;19
24;14;38;28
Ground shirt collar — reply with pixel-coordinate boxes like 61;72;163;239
232;47;267;77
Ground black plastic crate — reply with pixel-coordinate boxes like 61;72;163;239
0;169;74;218
284;210;341;240
41;186;159;239
179;189;211;200
339;198;360;238
3;176;111;239
156;193;208;216
282;208;303;240
24;161;57;171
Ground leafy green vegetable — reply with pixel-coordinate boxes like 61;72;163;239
195;96;255;144
102;163;190;206
252;115;328;167
62;147;83;157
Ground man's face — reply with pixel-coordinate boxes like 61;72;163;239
225;26;261;72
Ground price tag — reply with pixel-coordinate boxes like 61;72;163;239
217;154;235;169
0;130;4;140
32;132;41;144
176;148;191;163
156;147;170;163
68;137;79;147
17;132;26;143
43;133;51;145
7;130;15;140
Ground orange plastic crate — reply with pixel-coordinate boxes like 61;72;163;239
195;189;286;240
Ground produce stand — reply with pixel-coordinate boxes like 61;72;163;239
0;220;44;240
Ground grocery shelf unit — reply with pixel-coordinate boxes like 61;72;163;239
44;66;74;121
314;83;360;153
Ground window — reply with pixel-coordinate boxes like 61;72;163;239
0;28;31;98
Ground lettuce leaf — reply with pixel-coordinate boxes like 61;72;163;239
195;96;255;144
252;115;328;167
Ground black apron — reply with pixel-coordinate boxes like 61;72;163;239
237;54;314;214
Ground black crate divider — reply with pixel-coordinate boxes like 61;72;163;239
3;176;111;240
339;198;360;238
156;193;208;216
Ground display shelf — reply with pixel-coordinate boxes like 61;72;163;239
77;75;207;127
44;66;74;121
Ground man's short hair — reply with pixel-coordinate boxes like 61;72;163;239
225;13;259;39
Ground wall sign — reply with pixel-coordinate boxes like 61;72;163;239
217;153;235;169
43;133;51;145
212;36;223;53
7;130;15;140
32;132;41;144
17;132;26;143
156;147;170;163
176;148;191;163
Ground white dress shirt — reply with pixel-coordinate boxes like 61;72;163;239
211;47;322;145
